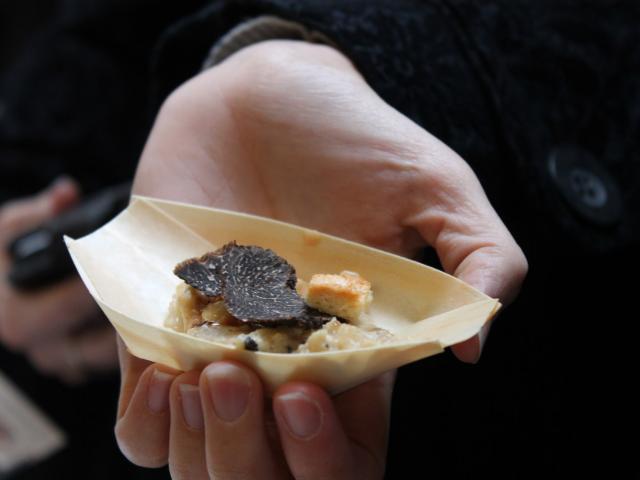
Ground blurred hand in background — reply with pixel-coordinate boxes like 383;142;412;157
0;176;118;383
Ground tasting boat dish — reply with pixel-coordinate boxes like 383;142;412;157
65;196;500;394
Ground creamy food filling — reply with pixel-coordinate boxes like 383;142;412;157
166;269;393;353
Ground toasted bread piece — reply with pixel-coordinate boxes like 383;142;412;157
304;271;372;323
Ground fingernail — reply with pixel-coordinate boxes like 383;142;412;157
276;392;322;439
179;384;204;430
206;363;250;422
147;369;175;413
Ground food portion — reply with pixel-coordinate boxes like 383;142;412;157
303;271;373;324
166;242;392;353
299;319;393;353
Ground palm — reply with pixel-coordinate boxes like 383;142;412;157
128;49;414;478
135;48;445;258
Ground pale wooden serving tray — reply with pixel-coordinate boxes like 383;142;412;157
65;196;500;394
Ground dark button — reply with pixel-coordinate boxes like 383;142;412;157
547;145;622;227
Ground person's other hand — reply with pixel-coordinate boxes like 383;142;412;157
0;177;118;383
116;40;527;478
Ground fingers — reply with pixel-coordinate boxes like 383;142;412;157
115;336;175;468
0;176;80;245
0;277;98;350
273;384;357;479
413;169;528;302
24;323;118;383
407;154;528;363
115;360;179;468
0;176;87;352
274;371;395;480
449;241;526;363
116;336;153;419
116;358;288;478
446;238;527;363
73;322;119;372
168;371;207;479
113;357;394;478
199;361;287;480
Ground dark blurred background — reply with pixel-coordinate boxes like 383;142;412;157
0;3;58;70
0;2;171;479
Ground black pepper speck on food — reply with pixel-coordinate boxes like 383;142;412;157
243;336;259;351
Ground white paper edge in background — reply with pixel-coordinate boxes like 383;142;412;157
0;371;66;473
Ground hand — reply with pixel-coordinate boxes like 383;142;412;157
116;341;395;479
116;40;528;477
0;177;118;383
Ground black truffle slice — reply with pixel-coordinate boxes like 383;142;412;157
221;245;306;324
174;242;336;328
173;245;232;298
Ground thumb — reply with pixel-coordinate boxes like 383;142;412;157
408;158;528;363
449;243;527;363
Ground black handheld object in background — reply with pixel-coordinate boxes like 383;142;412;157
7;182;131;290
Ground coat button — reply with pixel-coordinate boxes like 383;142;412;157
547;145;622;227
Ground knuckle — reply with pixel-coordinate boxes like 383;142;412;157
239;40;350;74
155;73;225;137
158;82;191;118
231;40;310;76
114;421;168;468
223;42;352;109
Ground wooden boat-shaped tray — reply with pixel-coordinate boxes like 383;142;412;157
65;196;500;394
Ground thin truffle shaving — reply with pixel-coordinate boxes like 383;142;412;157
221;244;305;323
173;242;333;328
173;245;229;298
